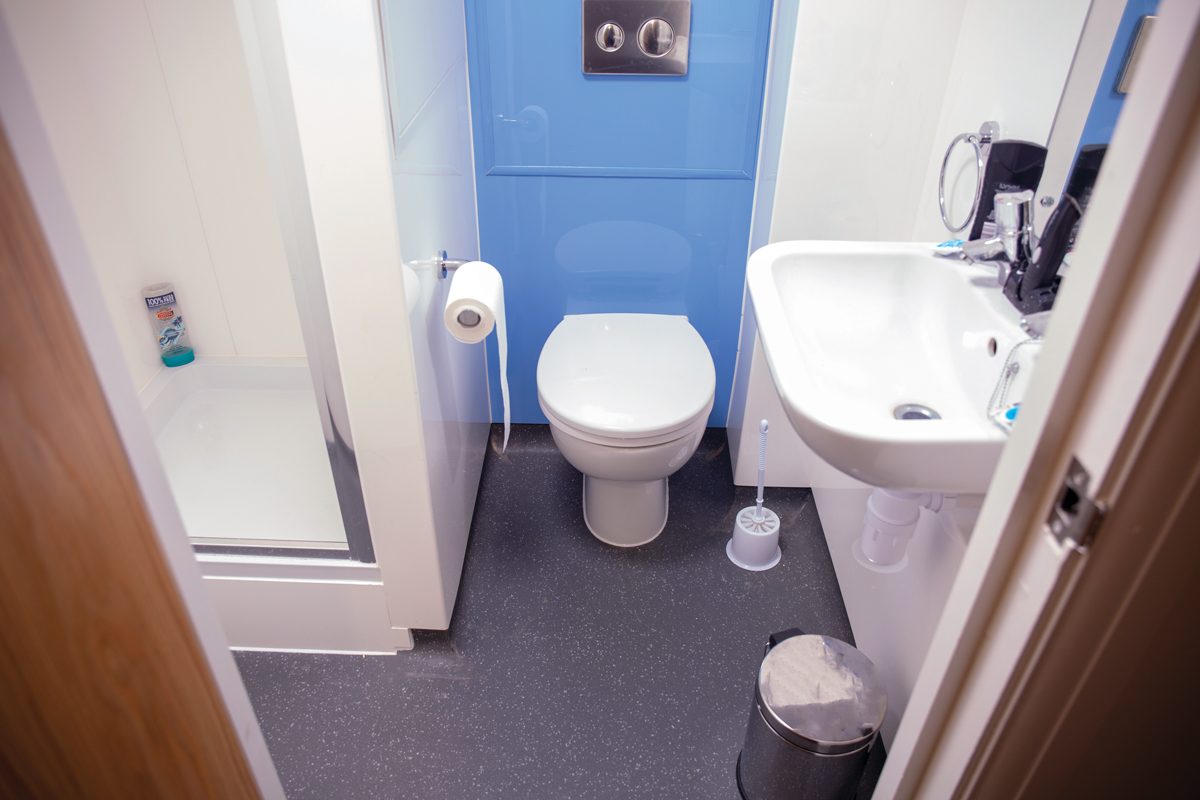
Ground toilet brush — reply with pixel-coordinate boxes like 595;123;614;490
727;420;782;571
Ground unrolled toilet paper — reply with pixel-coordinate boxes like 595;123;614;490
444;261;509;451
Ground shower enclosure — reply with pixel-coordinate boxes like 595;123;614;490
3;0;487;652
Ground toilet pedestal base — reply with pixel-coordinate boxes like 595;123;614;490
582;475;669;547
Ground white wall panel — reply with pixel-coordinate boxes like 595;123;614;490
729;0;1098;757
729;0;799;452
812;487;978;747
381;0;490;622
739;0;1096;490
2;0;304;393
275;0;466;629
910;0;1091;242
770;0;967;243
143;0;305;357
768;0;1089;246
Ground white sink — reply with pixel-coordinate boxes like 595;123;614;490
747;241;1028;493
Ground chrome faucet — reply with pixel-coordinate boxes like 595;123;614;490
993;190;1037;264
941;171;1086;317
997;187;1078;315
945;189;1037;290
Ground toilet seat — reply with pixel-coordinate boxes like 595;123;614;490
539;399;711;447
537;313;716;443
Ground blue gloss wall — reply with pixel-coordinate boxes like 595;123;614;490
1075;0;1159;163
464;0;773;426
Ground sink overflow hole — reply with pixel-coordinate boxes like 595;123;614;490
894;404;941;421
988;337;998;357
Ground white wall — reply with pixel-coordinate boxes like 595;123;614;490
767;0;1089;245
728;0;801;469
274;0;478;629
910;0;1091;242
1;0;304;391
380;0;491;625
769;0;968;242
726;0;1098;751
733;0;1093;485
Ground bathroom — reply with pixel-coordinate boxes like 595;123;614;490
1;0;1198;798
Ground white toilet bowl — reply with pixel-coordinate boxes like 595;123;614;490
537;313;716;546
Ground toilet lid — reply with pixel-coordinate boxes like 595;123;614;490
537;314;716;440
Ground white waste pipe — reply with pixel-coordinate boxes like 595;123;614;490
859;489;955;567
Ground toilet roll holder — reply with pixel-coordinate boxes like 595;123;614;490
416;250;482;327
411;250;470;279
434;250;469;279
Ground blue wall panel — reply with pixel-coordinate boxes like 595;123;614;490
1075;0;1159;163
465;0;773;426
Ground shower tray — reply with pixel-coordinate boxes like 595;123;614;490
139;356;348;550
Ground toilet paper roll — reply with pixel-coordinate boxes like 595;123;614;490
444;261;509;451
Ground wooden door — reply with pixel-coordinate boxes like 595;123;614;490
0;116;263;798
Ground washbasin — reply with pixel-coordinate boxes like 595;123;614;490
747;241;1028;493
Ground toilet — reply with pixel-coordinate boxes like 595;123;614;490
537;313;716;547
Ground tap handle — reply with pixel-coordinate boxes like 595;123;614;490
994;189;1034;227
994;190;1035;262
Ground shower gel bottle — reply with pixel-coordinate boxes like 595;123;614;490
142;282;195;367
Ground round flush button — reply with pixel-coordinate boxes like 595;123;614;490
637;18;674;57
595;22;624;52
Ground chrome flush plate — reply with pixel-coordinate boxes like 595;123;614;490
582;0;691;76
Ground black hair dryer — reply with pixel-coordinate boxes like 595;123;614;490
1002;144;1108;315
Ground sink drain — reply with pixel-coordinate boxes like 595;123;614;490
894;404;941;420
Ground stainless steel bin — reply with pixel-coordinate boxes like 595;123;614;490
737;632;887;800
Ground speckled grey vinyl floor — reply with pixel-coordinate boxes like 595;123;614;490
235;424;885;799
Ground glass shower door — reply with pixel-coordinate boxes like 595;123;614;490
4;0;371;560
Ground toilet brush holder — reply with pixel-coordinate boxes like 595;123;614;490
727;507;781;571
727;419;781;571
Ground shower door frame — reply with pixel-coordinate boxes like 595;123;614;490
217;0;375;565
191;0;479;649
161;0;420;653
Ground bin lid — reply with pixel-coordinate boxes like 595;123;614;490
756;635;887;755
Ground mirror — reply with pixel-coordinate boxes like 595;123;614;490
940;0;1161;240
